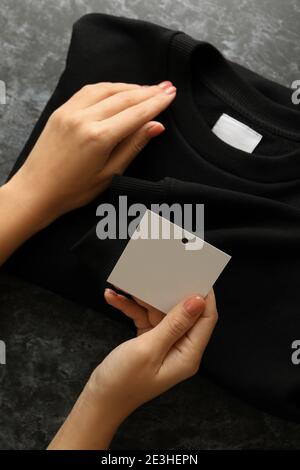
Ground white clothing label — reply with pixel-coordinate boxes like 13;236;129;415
212;113;262;153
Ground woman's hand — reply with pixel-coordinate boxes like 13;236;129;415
93;289;218;419
7;81;175;227
0;80;175;264
48;290;218;450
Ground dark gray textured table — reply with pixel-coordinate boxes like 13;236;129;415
1;0;300;450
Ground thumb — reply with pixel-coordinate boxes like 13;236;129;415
146;295;205;356
128;120;165;151
105;120;165;175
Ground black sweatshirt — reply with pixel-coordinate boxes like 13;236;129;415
4;13;300;422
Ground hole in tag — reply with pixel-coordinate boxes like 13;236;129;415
181;237;189;244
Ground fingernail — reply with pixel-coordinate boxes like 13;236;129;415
144;121;158;130
145;121;165;137
158;80;173;89
164;85;177;95
183;295;204;316
105;288;117;296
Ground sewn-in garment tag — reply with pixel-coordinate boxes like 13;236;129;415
212;113;262;153
107;210;231;313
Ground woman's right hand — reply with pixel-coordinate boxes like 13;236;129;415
90;289;218;422
48;290;218;450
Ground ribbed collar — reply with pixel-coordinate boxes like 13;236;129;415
167;31;300;184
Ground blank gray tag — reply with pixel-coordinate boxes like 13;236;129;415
107;210;231;313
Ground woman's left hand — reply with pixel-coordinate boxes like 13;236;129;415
6;81;175;229
0;80;175;264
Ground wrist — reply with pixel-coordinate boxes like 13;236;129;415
3;172;55;233
48;377;124;450
84;372;129;427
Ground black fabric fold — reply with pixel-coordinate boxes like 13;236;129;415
72;173;300;422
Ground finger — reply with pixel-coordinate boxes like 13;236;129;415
63;82;142;111
104;288;151;330
101;121;165;177
146;294;205;356
98;84;176;144
132;296;165;328
132;296;153;309
180;289;218;354
83;81;173;121
157;291;217;385
148;308;165;328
